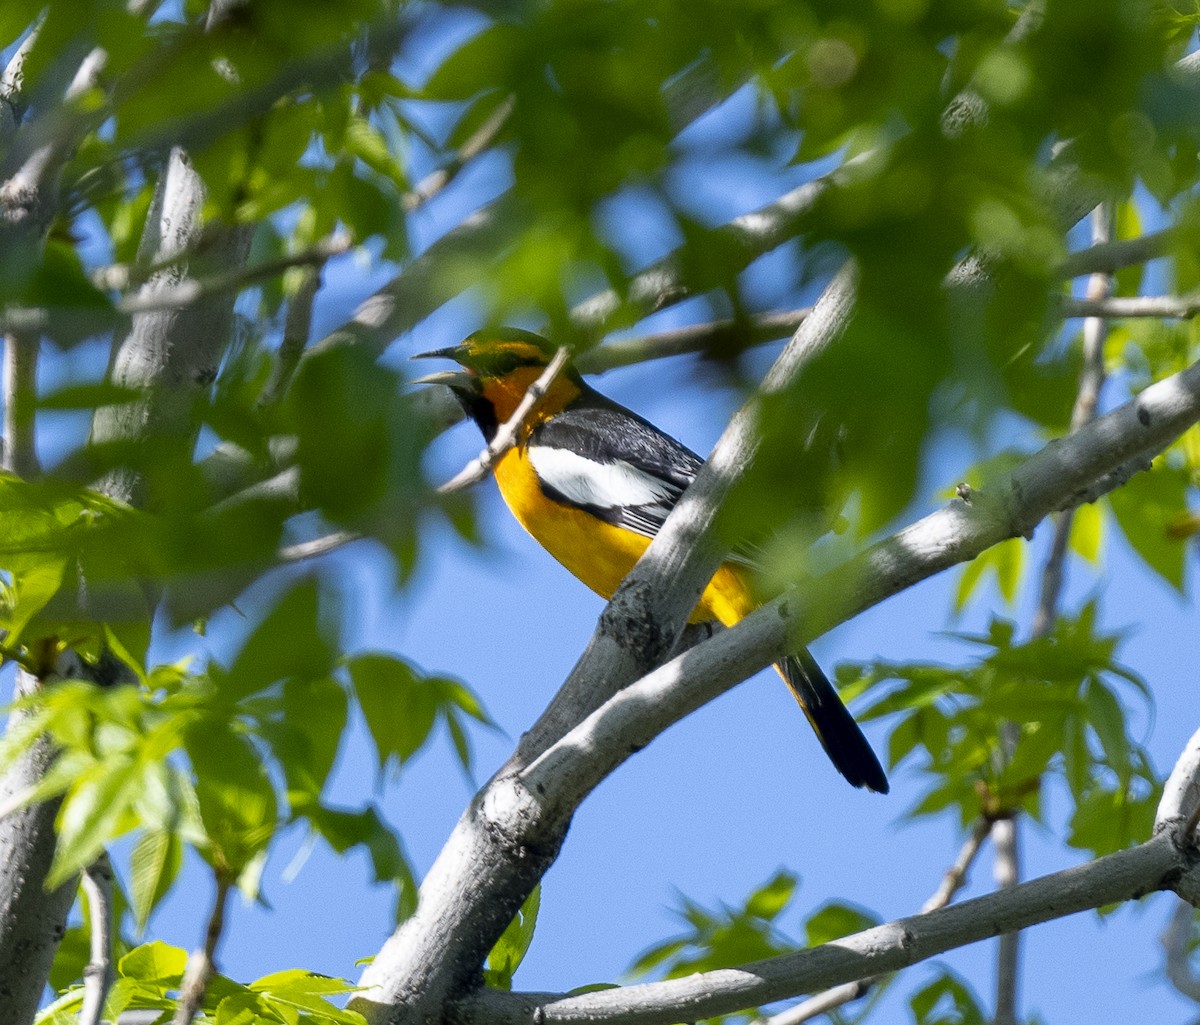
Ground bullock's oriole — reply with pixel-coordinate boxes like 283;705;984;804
417;328;887;793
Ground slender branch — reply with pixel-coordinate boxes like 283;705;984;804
1058;226;1177;278
91;230;350;300
577;310;810;375
992;816;1021;1025
923;818;995;914
79;854;116;1025
460;826;1196;1025
992;206;1113;1025
2;330;39;478
437;347;571;493
1062;292;1200;320
1037;206;1113;635
258;249;330;408
568;166;868;341
172;875;232;1025
761;818;993;1025
0;17;42;129
403;95;515;213
277;529;363;563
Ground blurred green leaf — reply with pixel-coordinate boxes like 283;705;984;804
185;719;277;884
129;829;183;936
485;884;541;990
1107;460;1190;591
804;901;880;947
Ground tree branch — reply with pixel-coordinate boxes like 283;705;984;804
79;854;116;1025
403;95;515;214
91;146;252;506
760;818;993;1025
1062;292;1200;320
171;875;232;1025
1163;898;1200;1004
1058;226;1177;279
460;825;1197;1025
992;816;1021;1025
0;656;94;1025
2;329;39;478
577;310;810;375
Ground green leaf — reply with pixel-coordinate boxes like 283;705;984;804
1085;679;1132;784
129;829;183;936
348;654;436;769
49;757;144;888
249;969;366;1025
255;676;348;807
954;537;1024;611
225;578;336;701
909;969;986;1025
1107;461;1190;591
1069;501;1103;564
185;720;278;882
744;870;798;921
485;885;541;990
118;940;188;984
305;803;418;920
804;902;880;947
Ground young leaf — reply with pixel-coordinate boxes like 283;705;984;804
485;885;541;990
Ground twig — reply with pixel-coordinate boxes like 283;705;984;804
403;95;515;213
79;854;115;1025
1033;204;1113;634
436;346;571;494
994;206;1112;1025
277;530;363;562
103;232;352;312
577;310;811;375
2;330;39;478
259;256;326;408
0;16;43;127
172;874;232;1025
922;817;994;914
760;818;993;1025
1062;292;1200;320
1058;226;1176;278
992;816;1021;1025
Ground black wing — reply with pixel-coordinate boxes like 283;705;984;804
528;390;701;539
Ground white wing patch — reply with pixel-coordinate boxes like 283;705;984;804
528;445;679;513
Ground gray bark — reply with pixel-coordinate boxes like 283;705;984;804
0;659;88;1025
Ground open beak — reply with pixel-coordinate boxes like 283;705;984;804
413;345;466;362
411;346;478;391
411;368;478;390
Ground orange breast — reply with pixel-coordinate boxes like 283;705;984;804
492;445;757;628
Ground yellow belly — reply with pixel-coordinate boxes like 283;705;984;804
493;446;755;627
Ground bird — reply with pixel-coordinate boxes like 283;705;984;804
416;327;888;793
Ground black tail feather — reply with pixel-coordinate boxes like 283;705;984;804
779;649;888;794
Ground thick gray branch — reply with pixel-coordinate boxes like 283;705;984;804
0;659;91;1025
91;146;251;505
461;828;1192;1025
508;355;1200;816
